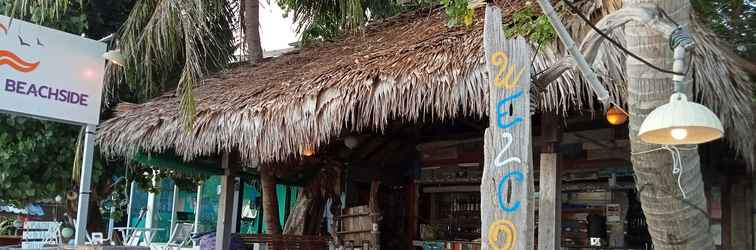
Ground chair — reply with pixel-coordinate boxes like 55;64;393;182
125;230;143;246
162;223;194;250
88;232;105;245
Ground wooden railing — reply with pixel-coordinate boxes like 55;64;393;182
236;234;329;250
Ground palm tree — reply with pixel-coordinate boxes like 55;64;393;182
623;0;713;247
245;0;263;63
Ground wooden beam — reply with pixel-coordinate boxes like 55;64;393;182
482;6;533;250
215;152;236;250
533;128;615;147
585;147;631;161
538;112;561;250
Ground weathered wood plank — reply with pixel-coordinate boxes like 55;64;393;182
537;153;560;250
481;5;533;250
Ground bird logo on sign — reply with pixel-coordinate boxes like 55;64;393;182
0;20;41;73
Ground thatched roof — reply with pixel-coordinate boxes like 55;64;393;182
97;5;753;165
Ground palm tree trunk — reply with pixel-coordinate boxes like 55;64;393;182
261;168;282;234
245;0;263;63
625;0;714;249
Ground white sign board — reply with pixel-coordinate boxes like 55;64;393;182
0;15;106;125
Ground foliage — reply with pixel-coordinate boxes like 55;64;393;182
0;116;79;202
691;0;755;101
441;0;474;27
504;5;555;45
692;0;756;60
277;0;404;43
0;217;17;235
99;177;128;220
3;0;71;24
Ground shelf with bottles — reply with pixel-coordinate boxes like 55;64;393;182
428;223;482;241
438;194;481;215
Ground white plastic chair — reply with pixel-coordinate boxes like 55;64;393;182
162;223;194;250
88;232;105;245
126;230;143;246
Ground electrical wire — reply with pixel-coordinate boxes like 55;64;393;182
562;0;685;76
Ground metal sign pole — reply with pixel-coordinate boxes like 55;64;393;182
73;124;96;245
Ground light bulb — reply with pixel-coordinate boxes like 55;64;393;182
670;128;688;140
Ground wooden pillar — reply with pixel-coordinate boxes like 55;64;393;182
723;175;753;249
261;166;282;234
407;182;419;250
215;152;236;250
234;178;245;233
481;5;533;250
538;113;561;250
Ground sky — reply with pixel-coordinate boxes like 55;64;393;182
259;2;298;51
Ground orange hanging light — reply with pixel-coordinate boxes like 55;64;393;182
302;145;315;157
606;106;627;125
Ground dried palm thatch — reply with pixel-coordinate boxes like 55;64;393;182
97;5;752;166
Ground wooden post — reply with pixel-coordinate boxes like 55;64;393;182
723;175;754;249
215;152;236;250
234;178;245;233
482;5;533;250
537;113;561;250
369;180;382;250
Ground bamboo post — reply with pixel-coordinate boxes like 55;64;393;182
482;5;534;250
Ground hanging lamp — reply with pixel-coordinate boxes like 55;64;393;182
638;29;724;145
606;106;627;125
638;93;723;145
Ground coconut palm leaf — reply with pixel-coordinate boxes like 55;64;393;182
107;0;237;127
3;0;71;22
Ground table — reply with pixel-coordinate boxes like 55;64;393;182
112;227;165;246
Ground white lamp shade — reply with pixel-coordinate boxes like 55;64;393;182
639;93;723;145
102;49;124;66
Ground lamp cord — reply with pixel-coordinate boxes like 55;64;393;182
562;0;685;76
631;145;697;199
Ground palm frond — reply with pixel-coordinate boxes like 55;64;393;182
3;0;71;22
107;0;237;127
